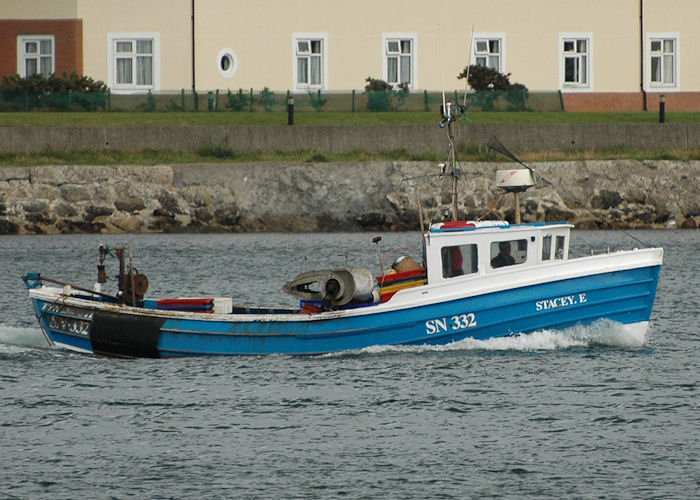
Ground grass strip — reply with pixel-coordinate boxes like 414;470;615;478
1;111;700;127
1;146;699;167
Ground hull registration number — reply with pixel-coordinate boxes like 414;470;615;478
425;313;477;335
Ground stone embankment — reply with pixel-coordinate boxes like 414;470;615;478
0;160;698;235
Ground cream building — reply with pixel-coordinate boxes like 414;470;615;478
1;0;699;110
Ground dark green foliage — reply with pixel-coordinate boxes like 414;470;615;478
1;71;107;94
364;77;409;111
196;145;237;159
225;89;250;112
457;64;526;91
309;90;327;111
364;77;393;92
224;88;275;112
364;77;393;111
141;91;156;112
394;82;409;107
259;87;275;112
457;65;529;111
306;151;328;162
0;72;108;111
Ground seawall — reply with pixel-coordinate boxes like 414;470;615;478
1;160;698;235
1;123;699;154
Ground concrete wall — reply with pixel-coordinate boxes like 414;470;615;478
1;123;698;155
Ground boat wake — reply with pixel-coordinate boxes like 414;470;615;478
356;319;649;355
0;325;50;351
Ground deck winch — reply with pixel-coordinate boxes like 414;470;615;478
283;268;378;310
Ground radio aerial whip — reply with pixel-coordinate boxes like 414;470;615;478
463;26;475;109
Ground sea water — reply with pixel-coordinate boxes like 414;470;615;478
0;230;698;499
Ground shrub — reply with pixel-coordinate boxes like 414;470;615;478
197;145;237;159
308;89;327;111
225;89;250;111
306;151;328;162
457;64;525;91
457;65;528;111
0;71;107;111
259;87;275;112
364;77;409;111
141;90;156;112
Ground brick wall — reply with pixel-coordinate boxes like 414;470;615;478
563;93;643;112
645;92;700;112
563;92;700;112
0;19;82;78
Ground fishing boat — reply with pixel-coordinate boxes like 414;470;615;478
22;105;663;357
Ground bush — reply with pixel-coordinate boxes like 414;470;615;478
196;145;237;159
457;64;526;91
364;77;392;111
225;89;250;111
363;77;409;111
259;87;275;112
0;71;108;111
457;65;528;111
308;89;327;111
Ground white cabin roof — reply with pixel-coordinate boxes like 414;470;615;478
423;220;574;284
428;220;573;234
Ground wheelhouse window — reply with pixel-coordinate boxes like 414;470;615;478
649;36;678;87
474;36;503;71
383;34;416;89
542;235;552;261
490;239;527;269
555;235;566;259
441;244;478;278
18;35;54;78
108;33;159;93
295;35;325;90
561;35;591;89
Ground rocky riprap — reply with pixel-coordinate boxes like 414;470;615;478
0;160;697;235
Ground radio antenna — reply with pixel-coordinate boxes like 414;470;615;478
439;36;447;117
463;26;475;108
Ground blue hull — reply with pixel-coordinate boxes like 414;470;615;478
29;264;661;357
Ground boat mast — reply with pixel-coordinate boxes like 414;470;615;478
448;117;458;221
440;100;462;222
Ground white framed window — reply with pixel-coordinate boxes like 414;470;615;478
293;33;327;91
17;35;55;78
217;48;238;79
559;33;592;91
383;33;417;89
472;34;505;72
108;33;160;94
647;33;679;90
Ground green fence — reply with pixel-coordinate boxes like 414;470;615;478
0;89;563;113
0;91;108;111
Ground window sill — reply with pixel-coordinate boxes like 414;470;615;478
293;86;325;93
110;86;156;95
560;85;593;93
648;84;680;92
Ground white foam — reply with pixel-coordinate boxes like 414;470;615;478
355;319;649;355
0;325;51;349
